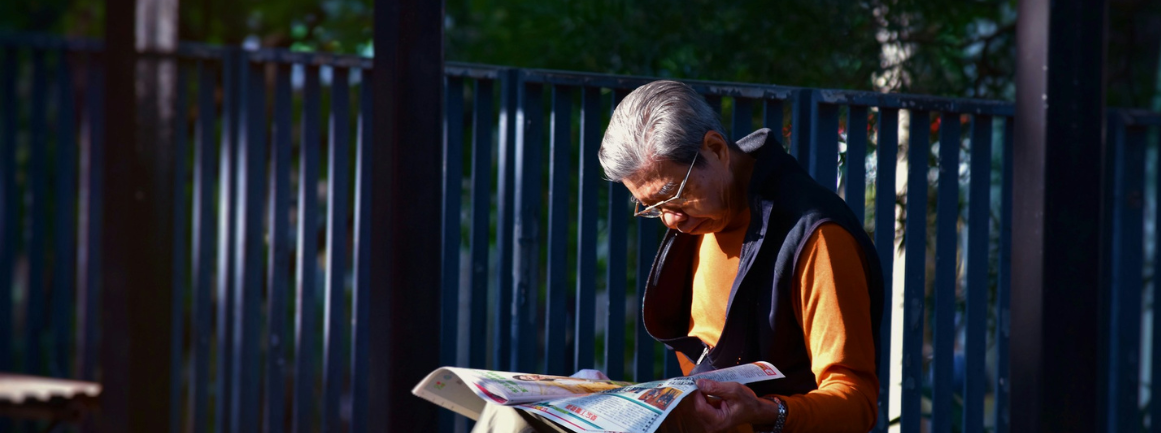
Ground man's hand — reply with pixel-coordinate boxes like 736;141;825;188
658;379;780;433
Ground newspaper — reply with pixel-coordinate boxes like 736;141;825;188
413;361;785;433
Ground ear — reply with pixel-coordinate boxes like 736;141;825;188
701;130;730;166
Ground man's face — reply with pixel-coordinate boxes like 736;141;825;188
622;131;743;235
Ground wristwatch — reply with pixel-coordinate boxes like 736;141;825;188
754;395;787;433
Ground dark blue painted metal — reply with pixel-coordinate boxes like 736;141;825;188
216;48;240;433
0;48;15;375
77;53;105;383
963;115;991;433
809;96;839;191
512;79;543;373
605;89;630;381
763;99;784;149
634;218;659;382
51;51;78;380
350;68;373;433
732;97;753;141
265;63;293;433
706;94;722;117
606;182;628;381
468;79;494;370
575;86;600;372
931;112;961;433
845;106;868;223
494;69;518;371
322;67;351;433
902;109;930;433
1106;112;1144;432
188;60;217;433
27;49;47;375
872;108;898;433
663;350;682;379
439;74;464;433
441;76;465;375
994;117;1013;433
232;56;266;433
1152;121;1161;433
545;84;572;376
168;60;188;433
790;89;814;169
294;64;322;433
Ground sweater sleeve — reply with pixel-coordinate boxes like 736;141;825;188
774;223;879;433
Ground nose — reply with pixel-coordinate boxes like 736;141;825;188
661;210;687;230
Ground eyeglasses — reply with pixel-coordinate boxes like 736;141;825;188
633;152;699;218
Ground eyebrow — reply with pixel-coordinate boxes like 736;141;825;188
640;181;678;205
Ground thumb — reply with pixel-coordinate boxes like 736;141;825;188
696;379;720;394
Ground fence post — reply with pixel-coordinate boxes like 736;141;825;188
1011;0;1107;431
99;0;177;430
368;0;445;430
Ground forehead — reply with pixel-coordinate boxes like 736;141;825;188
622;159;686;203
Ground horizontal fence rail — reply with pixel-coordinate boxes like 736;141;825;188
7;33;1157;433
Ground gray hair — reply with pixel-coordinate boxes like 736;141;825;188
598;80;726;182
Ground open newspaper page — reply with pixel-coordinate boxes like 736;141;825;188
413;367;634;420
512;362;784;433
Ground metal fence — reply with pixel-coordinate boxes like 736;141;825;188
11;34;1158;433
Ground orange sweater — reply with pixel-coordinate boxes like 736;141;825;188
686;221;878;433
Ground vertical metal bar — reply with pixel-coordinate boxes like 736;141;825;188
51;50;79;379
731;97;753;141
215;48;240;433
468;79;494;370
265;62;293;433
663;350;683;379
931;112;961;433
575;86;600;372
872;108;898;433
845;106;868;223
809;96;839;191
545;84;572;376
322;67;350;433
902;109;930;433
994;117;1013;433
187;60;217;433
512;79;543;373
1106;113;1144;432
963;115;992;433
167;59;188;433
605;89;630;381
763;99;784;147
0;47;17;375
634;219;658;382
27;49;48;375
76;52;104;383
791;89;813;165
350;68;374;433
1152;120;1161;433
1152;123;1161;433
441;74;465;381
606;182;628;381
231;55;265;433
494;69;518;371
293;64;322;433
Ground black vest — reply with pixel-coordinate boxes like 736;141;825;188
641;128;885;397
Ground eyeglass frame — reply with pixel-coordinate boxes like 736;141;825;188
633;152;699;218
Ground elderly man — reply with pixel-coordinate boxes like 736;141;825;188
475;80;883;433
